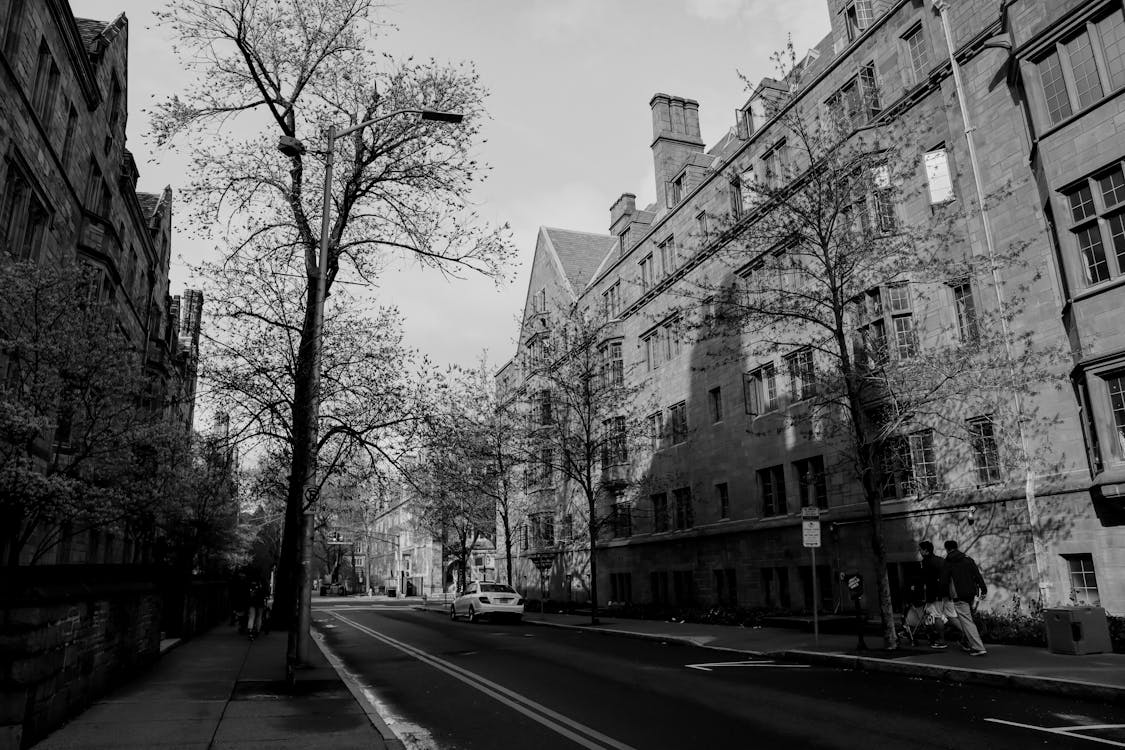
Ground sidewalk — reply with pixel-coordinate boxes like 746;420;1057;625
33;624;395;750
419;600;1125;704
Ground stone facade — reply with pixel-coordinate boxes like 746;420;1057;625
500;0;1125;615
1;0;202;565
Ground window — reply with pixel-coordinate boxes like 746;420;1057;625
708;386;723;423
603;282;621;318
729;174;744;219
603;415;627;465
696;211;710;239
658;236;676;277
1064;553;1100;605
612;496;632;538
533;287;546;313
108;74;122;129
925;147;954;203
640;253;654;292
604;341;623;387
826;63;880;130
950;280;980;343
716;482;730;518
652;492;669;532
1035;8;1125;126
714;568;737;606
1105;371;1125;456
532;513;555;546
744;363;778;414
871;164;897;233
673;487;694;529
669;401;687;444
903;24;930;85
968;416;1003;485
0;160;49;261
761;567;791;608
561;513;574;541
843;0;874;41
669;173;684;206
648;411;665;451
538;446;554;484
1062;162;1125;287
662;318;682;361
33;40;60;126
786;348;816;401
3;0;26;56
643;330;659;370
538;389;553;425
759;465;786;516
650;571;670;604
762;139;787;189
609;572;632;603
62;105;77;164
907;429;939;492
794;456;828;509
855;285;915;366
873;434;913;499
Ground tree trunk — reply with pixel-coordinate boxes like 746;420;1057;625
587;492;599;625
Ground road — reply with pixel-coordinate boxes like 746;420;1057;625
313;601;1125;750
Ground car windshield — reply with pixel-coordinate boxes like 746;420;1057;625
479;584;516;593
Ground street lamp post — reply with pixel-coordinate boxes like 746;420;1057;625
277;108;463;676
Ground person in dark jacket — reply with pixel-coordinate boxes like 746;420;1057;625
246;578;267;640
918;540;960;648
940;540;988;656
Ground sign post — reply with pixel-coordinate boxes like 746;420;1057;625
801;507;821;646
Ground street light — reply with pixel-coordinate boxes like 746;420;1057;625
277;107;463;673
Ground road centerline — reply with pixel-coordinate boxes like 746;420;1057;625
327;610;639;750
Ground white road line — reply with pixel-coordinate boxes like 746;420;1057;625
985;719;1125;747
330;611;638;750
685;660;811;671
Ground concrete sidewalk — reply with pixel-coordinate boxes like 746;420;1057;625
32;624;395;750
419;600;1125;704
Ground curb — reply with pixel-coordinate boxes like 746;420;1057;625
310;629;407;750
777;649;1125;705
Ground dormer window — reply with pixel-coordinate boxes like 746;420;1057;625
669;173;685;206
844;0;874;42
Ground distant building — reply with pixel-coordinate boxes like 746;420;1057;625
1;0;202;563
499;0;1125;614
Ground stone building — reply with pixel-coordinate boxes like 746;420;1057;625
1;0;202;564
499;0;1125;615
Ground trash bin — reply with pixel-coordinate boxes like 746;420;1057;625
1043;607;1112;655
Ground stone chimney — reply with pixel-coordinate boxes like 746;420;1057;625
609;193;636;236
650;93;704;208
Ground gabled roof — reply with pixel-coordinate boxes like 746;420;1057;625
540;227;616;294
74;18;109;53
136;192;161;219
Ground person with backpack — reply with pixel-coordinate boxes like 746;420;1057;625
940;539;988;656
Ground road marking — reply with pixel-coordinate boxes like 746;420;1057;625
686;660;811;671
985;719;1125;747
329;611;638;750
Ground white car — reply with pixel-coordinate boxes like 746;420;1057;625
450;581;525;623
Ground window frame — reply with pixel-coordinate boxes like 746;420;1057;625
1031;6;1125;128
759;464;787;516
967;416;1003;486
785;348;817;402
794;456;828;509
1060;159;1125;289
902;22;931;86
669;401;688;444
1063;553;1101;605
708;385;723;423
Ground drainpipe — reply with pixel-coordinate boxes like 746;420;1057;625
933;1;1050;605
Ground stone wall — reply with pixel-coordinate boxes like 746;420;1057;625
0;566;171;749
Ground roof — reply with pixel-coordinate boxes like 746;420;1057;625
74;18;109;53
136;192;161;218
541;227;616;293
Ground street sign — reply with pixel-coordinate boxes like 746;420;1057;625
800;506;820;520
802;520;821;548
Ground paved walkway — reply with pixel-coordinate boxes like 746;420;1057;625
33;623;394;750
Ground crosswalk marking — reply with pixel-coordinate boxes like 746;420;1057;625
985;718;1125;747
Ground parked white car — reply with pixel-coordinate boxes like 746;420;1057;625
450;581;525;622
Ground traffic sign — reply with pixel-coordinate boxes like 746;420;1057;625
800;506;820;520
802;520;821;548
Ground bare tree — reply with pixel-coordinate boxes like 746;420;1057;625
518;302;648;624
680;48;1059;647
152;0;516;638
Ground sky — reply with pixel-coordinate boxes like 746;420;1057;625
72;0;830;370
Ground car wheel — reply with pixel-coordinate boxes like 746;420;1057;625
468;605;477;623
449;605;457;621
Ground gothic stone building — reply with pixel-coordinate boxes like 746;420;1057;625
499;0;1125;615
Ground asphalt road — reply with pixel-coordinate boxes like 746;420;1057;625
313;602;1125;750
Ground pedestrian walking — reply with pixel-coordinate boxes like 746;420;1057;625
918;540;960;649
246;577;267;640
940;539;988;656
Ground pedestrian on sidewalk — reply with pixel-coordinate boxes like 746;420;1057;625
940;540;988;656
918;540;960;649
247;577;267;640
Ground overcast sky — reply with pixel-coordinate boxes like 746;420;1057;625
72;0;830;370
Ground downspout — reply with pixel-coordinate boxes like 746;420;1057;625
934;1;1051;605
